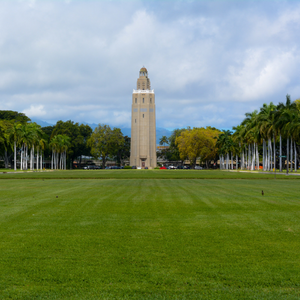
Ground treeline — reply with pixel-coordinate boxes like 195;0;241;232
0;111;130;170
159;96;300;170
217;96;300;172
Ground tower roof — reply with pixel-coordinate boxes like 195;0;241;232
140;67;147;72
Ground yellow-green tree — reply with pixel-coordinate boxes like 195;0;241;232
295;99;300;111
175;127;220;168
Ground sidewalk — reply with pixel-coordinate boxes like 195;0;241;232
227;170;300;176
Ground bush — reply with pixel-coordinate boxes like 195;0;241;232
154;167;160;169
124;166;132;169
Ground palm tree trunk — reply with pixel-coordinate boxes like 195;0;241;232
14;141;17;170
265;140;268;171
270;138;272;171
286;137;289;174
252;143;255;170
40;152;43;170
241;150;244;169
236;154;238;170
256;143;259;171
262;139;265;170
290;138;293;172
273;136;276;171
25;145;27;170
31;145;34;170
295;141;297;172
279;134;282;172
53;150;56;170
51;150;53;170
226;153;229;170
37;147;39;171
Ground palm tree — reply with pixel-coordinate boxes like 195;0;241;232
50;134;71;170
216;130;232;169
9;122;22;170
159;136;169;147
257;103;277;171
276;95;298;173
241;110;259;170
232;125;245;170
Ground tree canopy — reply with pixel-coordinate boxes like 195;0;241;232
88;124;124;167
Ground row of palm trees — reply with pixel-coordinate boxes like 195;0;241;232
217;95;299;172
50;134;70;170
0;122;70;170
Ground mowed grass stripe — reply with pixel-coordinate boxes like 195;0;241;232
0;169;299;180
0;179;299;299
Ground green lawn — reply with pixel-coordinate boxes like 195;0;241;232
0;169;299;180
0;172;300;299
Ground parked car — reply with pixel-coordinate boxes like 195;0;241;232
168;166;176;169
183;166;191;169
83;165;100;170
195;166;203;170
160;166;167;169
177;166;184;169
132;166;137;169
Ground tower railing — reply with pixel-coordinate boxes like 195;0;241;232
133;89;154;94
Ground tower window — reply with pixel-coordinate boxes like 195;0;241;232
135;119;136;123
135;98;137;103
143;114;144;118
150;98;152;103
143;98;144;103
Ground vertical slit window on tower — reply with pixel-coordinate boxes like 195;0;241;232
135;98;137;103
135;119;136;123
150;98;152;103
143;114;144;118
143;98;144;103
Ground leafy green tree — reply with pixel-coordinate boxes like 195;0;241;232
0;110;30;123
160;128;186;162
0;120;12;168
116;136;130;166
88;124;124;168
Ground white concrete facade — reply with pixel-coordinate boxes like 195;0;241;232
130;67;157;168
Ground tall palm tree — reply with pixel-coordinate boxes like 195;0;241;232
257;103;277;171
276;95;298;173
216;130;232;170
232;125;245;170
9;122;22;170
241;110;259;170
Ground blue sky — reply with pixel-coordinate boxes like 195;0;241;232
0;0;300;130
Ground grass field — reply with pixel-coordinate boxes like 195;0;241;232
1;169;299;180
0;171;300;299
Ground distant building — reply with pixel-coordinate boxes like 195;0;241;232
130;67;157;168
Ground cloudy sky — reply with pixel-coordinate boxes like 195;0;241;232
0;0;300;130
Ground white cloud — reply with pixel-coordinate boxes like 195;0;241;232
226;48;300;101
23;105;46;117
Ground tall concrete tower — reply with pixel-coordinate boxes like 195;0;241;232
130;67;157;168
